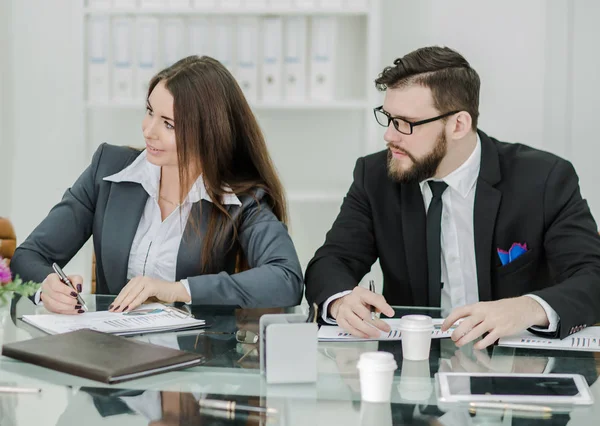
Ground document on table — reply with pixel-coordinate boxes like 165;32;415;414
498;327;600;352
21;303;206;336
318;318;457;342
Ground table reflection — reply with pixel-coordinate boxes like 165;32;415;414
56;388;268;426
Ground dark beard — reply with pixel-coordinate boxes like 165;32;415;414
387;133;447;184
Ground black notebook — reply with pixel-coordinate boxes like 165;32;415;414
2;329;204;384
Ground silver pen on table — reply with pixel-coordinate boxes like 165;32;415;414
198;399;278;416
0;386;42;394
468;402;555;418
52;262;88;312
368;279;376;320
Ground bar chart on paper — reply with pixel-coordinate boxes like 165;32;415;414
22;303;205;336
499;327;600;352
318;318;459;342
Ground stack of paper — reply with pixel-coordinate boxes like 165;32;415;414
498;328;600;352
22;304;205;336
318;318;457;342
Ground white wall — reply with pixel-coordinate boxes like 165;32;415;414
570;0;600;222
380;0;600;219
381;0;553;150
8;0;91;285
5;0;600;289
0;0;11;217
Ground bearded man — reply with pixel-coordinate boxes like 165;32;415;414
304;46;600;348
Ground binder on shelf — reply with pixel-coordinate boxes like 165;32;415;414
236;17;259;102
168;0;190;7
318;0;343;8
87;16;110;102
268;0;293;7
188;17;213;58
162;18;186;68
345;0;368;9
283;16;307;101
112;0;137;8
294;0;317;8
112;17;134;101
88;0;111;8
213;17;234;73
309;16;337;101
192;0;216;8
220;0;243;8
245;0;268;8
140;0;165;8
136;17;159;100
261;16;283;102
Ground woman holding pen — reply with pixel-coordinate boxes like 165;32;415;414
11;56;303;314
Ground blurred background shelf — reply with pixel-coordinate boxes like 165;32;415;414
84;8;370;16
86;99;370;110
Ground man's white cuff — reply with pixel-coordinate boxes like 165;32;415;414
525;294;559;333
321;290;352;324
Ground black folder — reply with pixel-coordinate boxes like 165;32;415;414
2;329;204;384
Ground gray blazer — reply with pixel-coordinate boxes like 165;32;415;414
11;143;303;308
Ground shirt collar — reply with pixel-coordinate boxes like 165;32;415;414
103;150;242;206
419;134;482;199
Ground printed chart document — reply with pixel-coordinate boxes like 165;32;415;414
22;304;205;336
499;327;600;352
318;318;457;342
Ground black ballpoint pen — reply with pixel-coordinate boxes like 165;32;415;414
52;262;88;311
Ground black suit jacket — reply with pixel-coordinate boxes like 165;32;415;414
305;130;600;338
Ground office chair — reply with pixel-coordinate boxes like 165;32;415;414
0;217;17;265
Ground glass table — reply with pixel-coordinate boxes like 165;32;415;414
0;294;599;425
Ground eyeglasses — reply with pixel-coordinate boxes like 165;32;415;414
373;106;459;135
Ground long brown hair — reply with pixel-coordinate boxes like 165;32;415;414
147;56;287;271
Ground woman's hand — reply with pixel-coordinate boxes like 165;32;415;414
109;277;191;312
40;273;84;314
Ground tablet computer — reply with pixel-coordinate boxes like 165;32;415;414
436;372;594;406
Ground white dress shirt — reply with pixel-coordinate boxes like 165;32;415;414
323;136;559;332
35;150;241;304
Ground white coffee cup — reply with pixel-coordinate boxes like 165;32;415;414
398;315;433;361
398;359;433;402
356;351;398;402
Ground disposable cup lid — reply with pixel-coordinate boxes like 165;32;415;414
357;351;398;371
398;315;433;331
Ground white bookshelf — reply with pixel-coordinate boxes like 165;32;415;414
84;8;370;16
82;0;382;271
87;99;368;110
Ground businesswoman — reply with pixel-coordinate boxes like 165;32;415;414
11;55;303;314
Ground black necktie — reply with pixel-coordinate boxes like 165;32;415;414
426;181;448;307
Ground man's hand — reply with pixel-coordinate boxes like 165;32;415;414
329;286;395;338
109;277;191;312
441;296;549;350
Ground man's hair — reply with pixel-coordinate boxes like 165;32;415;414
375;46;480;130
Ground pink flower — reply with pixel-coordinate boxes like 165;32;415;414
0;257;12;285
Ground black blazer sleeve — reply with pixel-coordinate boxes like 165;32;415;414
532;159;600;339
304;157;378;306
10;144;104;285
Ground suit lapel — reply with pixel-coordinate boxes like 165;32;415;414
175;201;208;280
473;131;502;302
400;182;429;306
101;182;148;293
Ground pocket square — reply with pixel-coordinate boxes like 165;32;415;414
497;242;528;266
